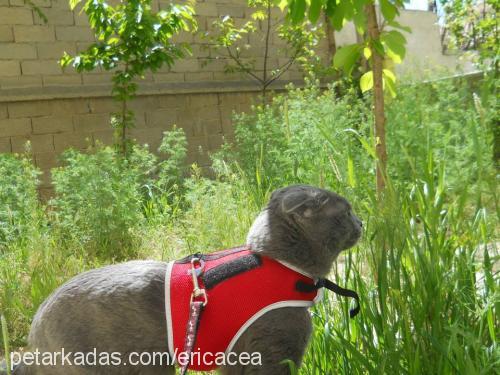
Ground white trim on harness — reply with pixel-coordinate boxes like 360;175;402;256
164;260;176;363
225;298;320;355
275;259;313;278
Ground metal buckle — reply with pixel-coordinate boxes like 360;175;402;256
190;257;208;306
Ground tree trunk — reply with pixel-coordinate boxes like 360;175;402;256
261;1;272;104
324;13;336;62
365;3;387;197
120;98;128;157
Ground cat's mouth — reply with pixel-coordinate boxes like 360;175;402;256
342;228;362;250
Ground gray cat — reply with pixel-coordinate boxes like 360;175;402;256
11;184;362;375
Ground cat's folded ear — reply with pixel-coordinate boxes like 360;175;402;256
281;187;328;218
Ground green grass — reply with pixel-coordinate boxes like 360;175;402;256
303;158;498;374
0;76;498;374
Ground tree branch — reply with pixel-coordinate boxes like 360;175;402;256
225;46;264;84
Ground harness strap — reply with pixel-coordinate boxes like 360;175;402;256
179;300;204;375
202;254;262;290
179;257;207;374
296;278;360;318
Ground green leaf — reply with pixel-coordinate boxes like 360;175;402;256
325;0;336;17
344;129;377;159
290;0;306;23
280;359;299;375
347;155;356;187
360;71;373;92
1;315;11;375
352;9;366;34
383;68;396;82
372;39;385;56
386;48;402;63
381;30;406;61
383;30;407;45
60;52;74;68
252;10;267;20
380;0;398;21
308;0;322;23
333;43;361;75
69;0;82;10
383;69;397;97
331;1;346;30
363;46;372;60
278;0;288;11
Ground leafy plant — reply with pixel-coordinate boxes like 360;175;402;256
205;0;323;99
50;145;156;259
304;153;498;374
439;0;499;165
0;152;41;250
156;126;188;195
61;0;197;156
215;80;373;200
440;0;499;72
219;74;496;204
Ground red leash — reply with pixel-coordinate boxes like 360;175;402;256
179;258;207;375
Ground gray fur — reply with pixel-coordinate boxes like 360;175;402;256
248;184;362;278
13;184;361;374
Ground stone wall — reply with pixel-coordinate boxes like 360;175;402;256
0;0;468;197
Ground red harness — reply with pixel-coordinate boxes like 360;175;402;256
164;246;323;371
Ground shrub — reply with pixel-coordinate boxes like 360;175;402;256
50;145;156;259
0;152;41;249
49;127;188;259
179;168;259;252
217;81;374;202
223;76;496;202
156;126;188;194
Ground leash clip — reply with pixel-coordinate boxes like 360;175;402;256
190;257;208;306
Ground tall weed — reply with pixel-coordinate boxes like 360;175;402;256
303;157;498;374
50;145;155;259
0;153;42;249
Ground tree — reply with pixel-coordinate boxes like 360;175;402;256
284;0;409;197
61;0;196;157
205;0;324;100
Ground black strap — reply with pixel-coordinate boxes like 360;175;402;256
176;252;203;264
296;278;360;318
175;246;250;264
202;254;262;290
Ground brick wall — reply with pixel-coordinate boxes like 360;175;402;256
0;0;315;90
